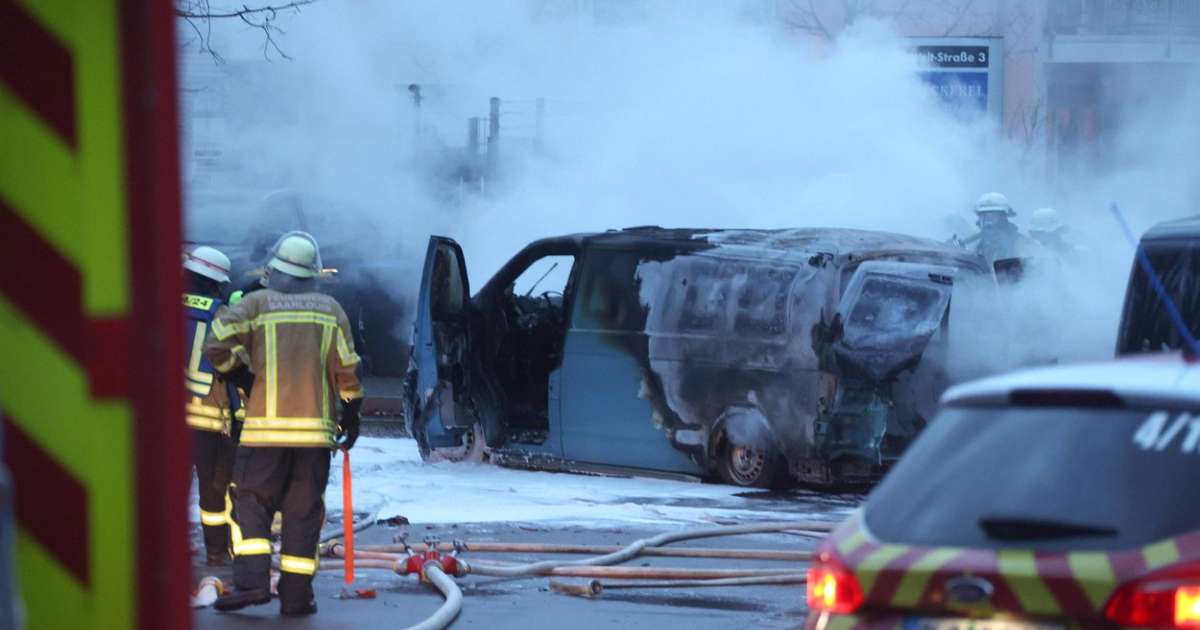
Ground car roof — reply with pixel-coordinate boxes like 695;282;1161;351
556;226;987;270
1142;215;1200;241
942;354;1200;409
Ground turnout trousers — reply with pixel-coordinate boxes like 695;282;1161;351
229;446;330;607
192;429;236;557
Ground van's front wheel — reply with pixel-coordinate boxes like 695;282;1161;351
425;422;488;464
717;441;779;488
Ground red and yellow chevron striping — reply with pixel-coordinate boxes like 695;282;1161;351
1;0;190;627
820;516;1200;624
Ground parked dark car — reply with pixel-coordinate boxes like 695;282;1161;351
406;227;992;487
1117;215;1200;356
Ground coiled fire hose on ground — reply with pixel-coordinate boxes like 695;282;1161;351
318;520;829;630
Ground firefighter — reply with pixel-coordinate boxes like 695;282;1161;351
183;246;242;566
1028;207;1079;258
972;192;1036;264
206;232;364;616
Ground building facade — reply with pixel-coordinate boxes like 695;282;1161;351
775;0;1199;182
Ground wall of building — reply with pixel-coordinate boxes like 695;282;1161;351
778;0;1199;186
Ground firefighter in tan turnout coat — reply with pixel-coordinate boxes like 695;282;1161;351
206;231;364;616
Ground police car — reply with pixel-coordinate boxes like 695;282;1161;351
805;354;1200;629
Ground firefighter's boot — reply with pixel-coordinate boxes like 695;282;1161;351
213;588;271;612
280;599;318;616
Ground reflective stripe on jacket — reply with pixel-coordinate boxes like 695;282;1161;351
204;289;364;448
185;293;241;433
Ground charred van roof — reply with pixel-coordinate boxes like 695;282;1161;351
578;227;985;267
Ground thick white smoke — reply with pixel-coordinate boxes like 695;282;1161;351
179;0;1199;367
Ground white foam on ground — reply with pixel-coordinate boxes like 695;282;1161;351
324;437;851;526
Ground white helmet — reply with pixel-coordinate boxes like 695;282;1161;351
1030;207;1064;232
183;246;231;283
267;231;322;279
975;192;1015;217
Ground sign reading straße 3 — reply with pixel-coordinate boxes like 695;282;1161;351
910;38;1003;121
915;45;990;69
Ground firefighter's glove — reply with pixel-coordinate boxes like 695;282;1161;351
337;398;363;451
221;364;255;396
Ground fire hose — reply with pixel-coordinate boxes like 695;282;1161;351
317;520;825;628
406;563;463;630
549;573;809;598
453;520;825;577
323;556;801;580
359;541;813;562
318;507;380;544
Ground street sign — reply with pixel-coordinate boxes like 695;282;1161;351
910;37;1004;121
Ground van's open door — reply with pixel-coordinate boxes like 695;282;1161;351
411;236;474;448
834;261;955;381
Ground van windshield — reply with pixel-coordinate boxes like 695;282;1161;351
865;405;1200;550
1117;238;1200;355
844;277;946;350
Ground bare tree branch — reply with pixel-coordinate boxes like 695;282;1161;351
174;0;314;20
175;0;313;62
181;3;227;64
780;0;835;39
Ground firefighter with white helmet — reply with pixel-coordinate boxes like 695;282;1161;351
971;192;1034;264
206;231;364;616
1028;207;1079;257
182;245;243;566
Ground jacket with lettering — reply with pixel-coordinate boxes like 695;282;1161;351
184;293;243;432
203;288;364;448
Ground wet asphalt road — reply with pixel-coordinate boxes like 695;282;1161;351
194;483;862;629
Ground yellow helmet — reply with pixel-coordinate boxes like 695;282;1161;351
267;231;322;279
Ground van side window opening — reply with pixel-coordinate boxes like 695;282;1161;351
733;265;795;337
511;255;575;297
680;260;726;333
572;250;646;332
664;257;796;338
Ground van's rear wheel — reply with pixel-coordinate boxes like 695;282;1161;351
717;442;779;488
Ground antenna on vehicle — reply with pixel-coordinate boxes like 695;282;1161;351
525;261;560;297
1109;203;1200;359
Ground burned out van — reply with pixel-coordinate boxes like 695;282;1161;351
406;227;991;487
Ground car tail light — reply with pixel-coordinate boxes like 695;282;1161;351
1104;564;1200;628
807;555;864;614
1179;586;1200;626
